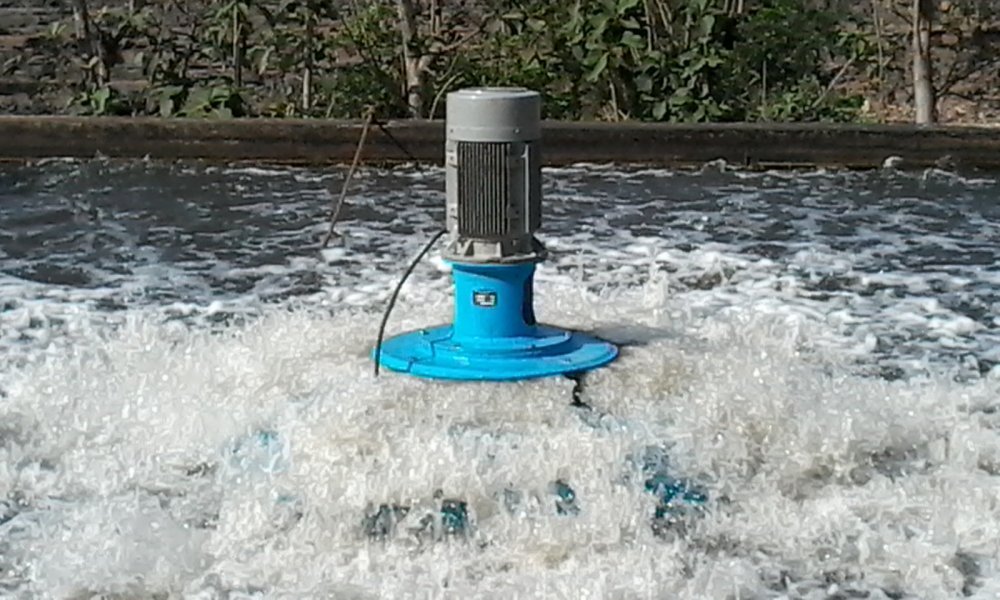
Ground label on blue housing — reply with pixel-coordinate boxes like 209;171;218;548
473;290;497;307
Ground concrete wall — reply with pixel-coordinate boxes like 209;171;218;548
2;116;997;169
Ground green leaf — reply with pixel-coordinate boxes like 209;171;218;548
636;74;653;93
585;52;608;82
158;85;184;99
583;48;604;66
588;13;610;35
566;30;583;45
670;87;692;106
93;87;111;114
159;95;175;117
688;56;708;75
621;31;644;49
699;14;716;37
652;99;667;120
519;47;539;62
527;18;546;31
617;0;641;15
252;46;273;75
182;88;212;113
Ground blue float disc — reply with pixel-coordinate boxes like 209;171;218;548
375;324;618;381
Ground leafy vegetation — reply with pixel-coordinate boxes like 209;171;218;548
35;0;881;122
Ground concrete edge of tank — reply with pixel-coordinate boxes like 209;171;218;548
0;115;997;170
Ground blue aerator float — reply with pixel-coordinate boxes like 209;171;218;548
373;87;618;381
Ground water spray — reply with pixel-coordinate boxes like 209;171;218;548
373;87;619;381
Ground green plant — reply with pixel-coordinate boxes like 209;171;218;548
636;0;732;122
175;82;247;118
323;1;407;119
71;85;131;116
146;83;227;118
725;0;869;121
449;3;575;117
128;2;251;117
480;0;734;122
258;0;341;117
202;0;268;88
22;0;872;123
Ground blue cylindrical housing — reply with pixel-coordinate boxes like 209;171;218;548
451;263;535;341
373;260;618;381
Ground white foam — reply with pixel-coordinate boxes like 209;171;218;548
1;278;999;598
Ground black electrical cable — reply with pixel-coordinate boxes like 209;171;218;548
372;117;421;164
373;229;448;377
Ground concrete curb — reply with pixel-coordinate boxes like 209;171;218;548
2;116;998;169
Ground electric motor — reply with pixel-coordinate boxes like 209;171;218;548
443;88;545;264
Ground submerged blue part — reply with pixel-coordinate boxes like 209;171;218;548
440;499;469;534
645;473;708;510
363;503;410;539
551;480;580;516
362;498;468;539
375;262;618;381
634;445;708;523
497;482;580;516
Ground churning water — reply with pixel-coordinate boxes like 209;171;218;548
2;159;1000;599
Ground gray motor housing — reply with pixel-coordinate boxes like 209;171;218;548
443;87;546;264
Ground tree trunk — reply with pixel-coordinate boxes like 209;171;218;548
69;0;107;86
396;0;426;118
302;14;313;112
70;0;86;38
430;0;441;35
232;6;244;88
870;0;885;101
912;0;936;124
